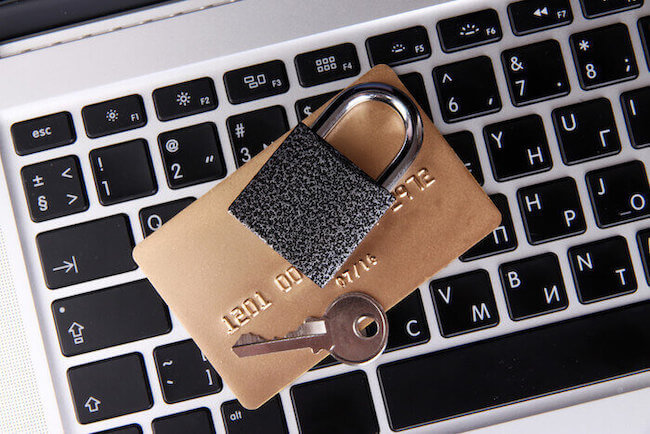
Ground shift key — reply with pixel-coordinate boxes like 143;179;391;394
36;214;136;289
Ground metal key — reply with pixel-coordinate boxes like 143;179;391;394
232;292;388;365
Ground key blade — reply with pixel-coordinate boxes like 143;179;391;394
233;333;267;346
232;319;332;358
232;334;333;358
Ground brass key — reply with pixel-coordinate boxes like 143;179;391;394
232;292;388;365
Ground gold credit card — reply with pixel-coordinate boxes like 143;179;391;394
133;65;501;409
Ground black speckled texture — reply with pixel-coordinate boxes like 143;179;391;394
229;123;394;287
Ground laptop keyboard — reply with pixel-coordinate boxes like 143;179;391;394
2;0;650;432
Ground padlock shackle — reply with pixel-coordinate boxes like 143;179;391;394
311;82;424;191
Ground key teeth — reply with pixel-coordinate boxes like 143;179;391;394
234;333;266;346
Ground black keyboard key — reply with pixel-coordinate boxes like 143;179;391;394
227;106;289;167
518;177;586;245
430;270;499;337
399;72;432;118
586;160;650;227
640;17;650;69
295;90;339;121
153;77;218;121
570;24;638;90
461;194;517;261
291;371;379;434
378;299;650;430
500;253;568;320
502;40;570;106
68;353;152;424
153;339;222;404
385;290;430;352
444;131;484;186
36;214;136;289
139;197;195;237
621;86;650;148
152;408;215;434
508;0;573;35
21;156;88;222
82;95;146;138
158;123;226;189
295;43;360;87
224;61;289;104
433;56;501;123
569;236;637;303
553;98;621;164
90;139;157;205
638;229;650;284
11;112;75;155
93;424;142;434
484;114;552;181
579;0;643;18
366;26;432;67
52;279;170;356
221;397;288;434
437;9;502;52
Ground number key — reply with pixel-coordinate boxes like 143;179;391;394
158;123;226;189
433;56;501;123
570;24;638;90
502;40;570;106
579;0;642;18
227;106;289;167
295;90;339;121
154;339;222;404
90;139;157;205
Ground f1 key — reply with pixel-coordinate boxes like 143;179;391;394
233;292;388;365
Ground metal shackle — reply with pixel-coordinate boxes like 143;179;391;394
311;82;424;191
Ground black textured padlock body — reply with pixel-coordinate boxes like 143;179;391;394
228;122;394;287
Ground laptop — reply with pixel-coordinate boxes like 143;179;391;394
1;0;649;432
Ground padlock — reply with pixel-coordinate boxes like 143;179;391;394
228;82;424;287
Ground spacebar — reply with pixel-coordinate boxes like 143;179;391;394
378;300;650;430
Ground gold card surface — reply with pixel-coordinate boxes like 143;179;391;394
133;65;501;409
